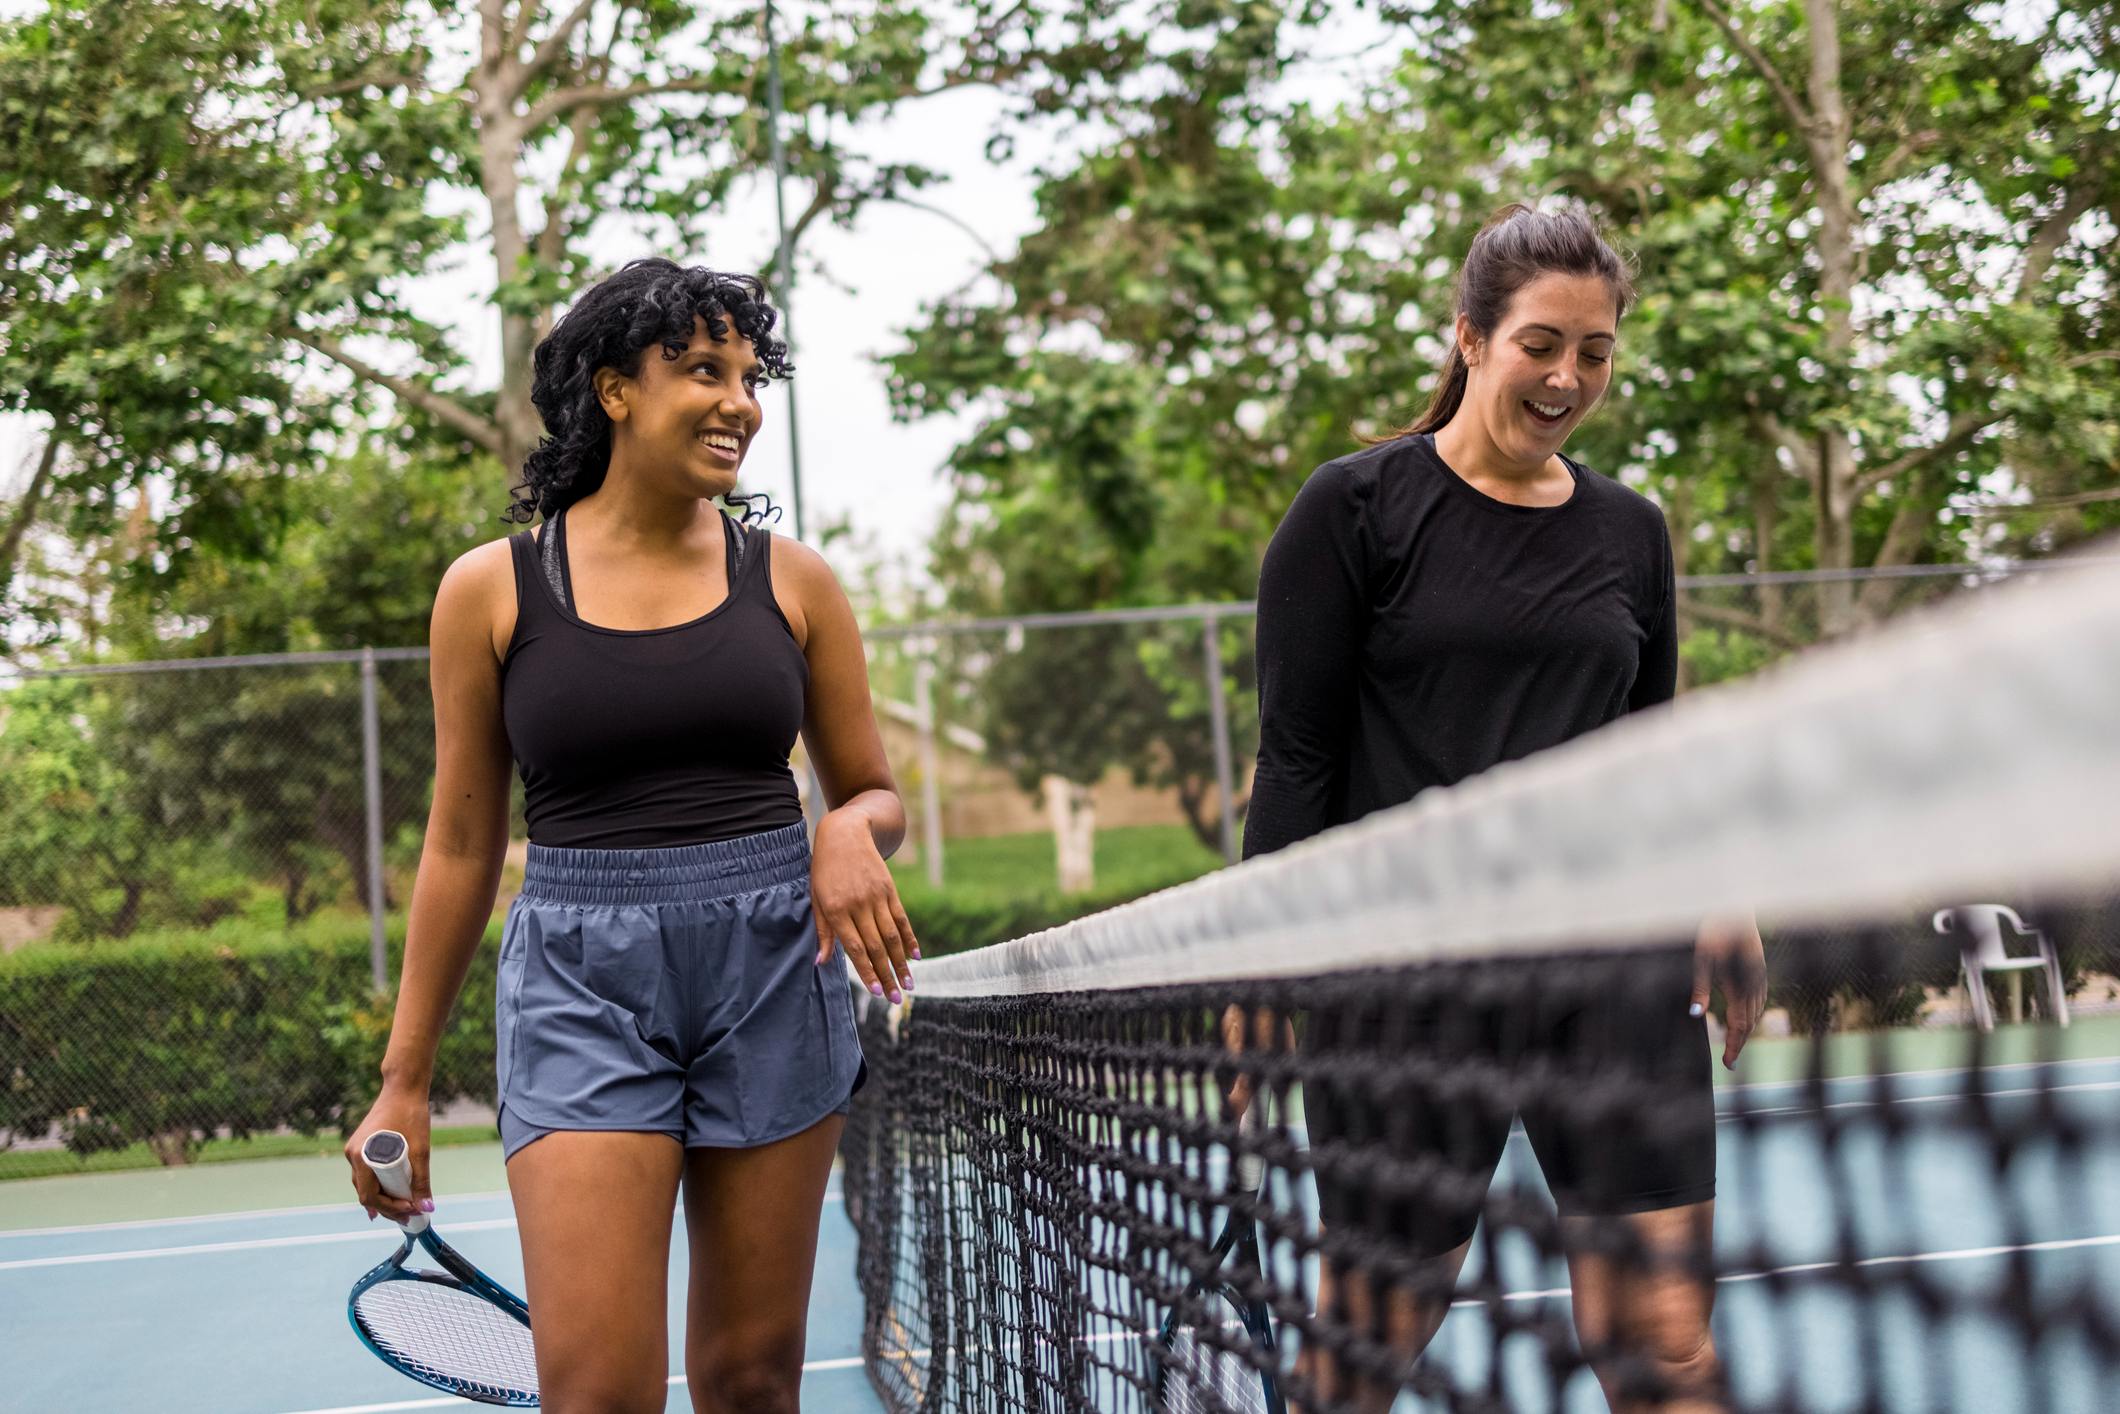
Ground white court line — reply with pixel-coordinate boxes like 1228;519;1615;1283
0;1218;523;1271
0;1192;516;1240
1730;1078;2120;1120
0;1188;839;1243
284;1358;871;1414
1719;1053;2120;1099
0;1159;857;1241
1449;1232;2120;1307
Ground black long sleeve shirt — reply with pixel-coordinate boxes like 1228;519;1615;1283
1242;433;1676;860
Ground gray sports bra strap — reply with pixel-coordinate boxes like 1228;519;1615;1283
537;508;570;610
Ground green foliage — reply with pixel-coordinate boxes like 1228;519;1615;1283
1;0;1260;635
0;910;499;1165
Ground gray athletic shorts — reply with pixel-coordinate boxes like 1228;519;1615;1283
495;823;865;1160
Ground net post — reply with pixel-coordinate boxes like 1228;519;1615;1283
1202;608;1240;864
915;640;945;888
360;646;388;992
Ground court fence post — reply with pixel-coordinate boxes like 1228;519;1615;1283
360;647;389;992
1201;609;1240;864
914;641;945;889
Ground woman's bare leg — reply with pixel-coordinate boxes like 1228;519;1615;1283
507;1130;687;1414
682;1114;846;1414
1562;1202;1725;1413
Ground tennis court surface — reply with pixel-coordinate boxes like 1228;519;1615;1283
0;1148;883;1414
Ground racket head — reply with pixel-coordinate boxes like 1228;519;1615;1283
348;1226;537;1406
1155;1285;1276;1414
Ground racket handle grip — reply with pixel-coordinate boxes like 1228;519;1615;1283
361;1130;429;1234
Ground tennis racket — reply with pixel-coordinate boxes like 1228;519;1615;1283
1152;1092;1286;1414
348;1129;539;1406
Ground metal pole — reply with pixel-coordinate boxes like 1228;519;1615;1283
763;0;806;541
1201;610;1239;864
360;648;389;991
764;0;826;830
914;647;945;889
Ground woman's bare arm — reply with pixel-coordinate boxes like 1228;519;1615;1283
774;536;918;1001
346;541;515;1221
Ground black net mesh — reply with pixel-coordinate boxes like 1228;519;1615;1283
841;558;2120;1414
843;929;2120;1414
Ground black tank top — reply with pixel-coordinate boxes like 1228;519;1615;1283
501;509;807;849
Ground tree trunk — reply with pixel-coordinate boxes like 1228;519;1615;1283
1802;0;1863;636
1752;459;1784;632
148;1129;194;1166
0;434;59;607
1664;474;1694;691
472;12;541;490
1042;775;1096;894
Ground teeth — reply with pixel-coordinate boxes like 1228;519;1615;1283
1527;401;1568;418
701;433;739;452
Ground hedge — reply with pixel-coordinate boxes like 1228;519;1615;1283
0;869;1209;1167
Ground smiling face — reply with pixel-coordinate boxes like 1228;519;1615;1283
1458;271;1618;468
594;315;765;501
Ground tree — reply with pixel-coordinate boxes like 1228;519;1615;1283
0;0;1225;628
897;0;2117;697
1394;0;2118;635
890;0;1354;866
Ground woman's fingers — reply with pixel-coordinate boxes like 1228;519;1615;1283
866;899;913;993
345;1143;382;1220
848;904;906;1003
888;893;920;963
815;909;835;968
827;906;882;995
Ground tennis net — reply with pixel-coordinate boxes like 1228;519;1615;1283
840;552;2120;1414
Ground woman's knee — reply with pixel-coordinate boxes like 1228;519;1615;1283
1586;1318;1722;1411
538;1366;670;1414
690;1342;804;1414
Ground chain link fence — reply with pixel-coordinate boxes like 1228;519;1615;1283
2;560;2113;1170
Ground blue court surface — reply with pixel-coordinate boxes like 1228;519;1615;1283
3;1048;2115;1413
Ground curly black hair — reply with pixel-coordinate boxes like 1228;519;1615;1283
506;259;794;524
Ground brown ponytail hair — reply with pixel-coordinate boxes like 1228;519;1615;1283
1373;202;1636;442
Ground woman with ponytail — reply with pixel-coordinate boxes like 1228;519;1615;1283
344;259;912;1413
1245;205;1764;1412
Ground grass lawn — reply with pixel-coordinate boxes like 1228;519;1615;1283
0;1123;501;1183
889;823;1225;915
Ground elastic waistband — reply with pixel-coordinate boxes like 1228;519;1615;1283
520;823;810;905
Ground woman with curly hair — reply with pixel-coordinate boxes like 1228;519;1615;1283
345;258;914;1414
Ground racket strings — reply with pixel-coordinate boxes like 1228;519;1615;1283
353;1278;539;1402
1163;1306;1272;1414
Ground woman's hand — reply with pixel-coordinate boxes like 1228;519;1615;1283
813;808;919;1003
344;1081;434;1225
1692;914;1768;1070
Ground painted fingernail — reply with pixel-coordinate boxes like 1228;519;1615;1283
420;1199;435;1213
888;989;903;1004
911;948;923;960
903;976;915;992
870;981;885;997
1688;1003;1704;1018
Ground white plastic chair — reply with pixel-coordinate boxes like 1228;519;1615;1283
1931;905;2070;1030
